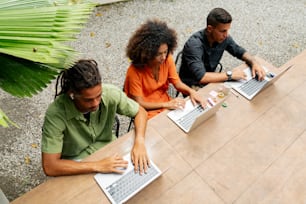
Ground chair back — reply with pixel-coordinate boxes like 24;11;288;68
174;50;183;72
167;51;183;98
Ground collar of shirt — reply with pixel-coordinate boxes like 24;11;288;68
61;94;102;121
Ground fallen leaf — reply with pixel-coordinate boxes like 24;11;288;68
31;143;38;148
105;42;111;48
186;28;193;34
292;43;299;48
25;156;31;164
96;12;103;17
90;32;95;37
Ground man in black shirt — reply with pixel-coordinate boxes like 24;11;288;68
179;8;266;89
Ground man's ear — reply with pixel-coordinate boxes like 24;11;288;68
207;25;214;33
70;93;74;100
67;91;74;100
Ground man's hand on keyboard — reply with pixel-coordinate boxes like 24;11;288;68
131;137;150;175
96;154;128;174
251;63;266;81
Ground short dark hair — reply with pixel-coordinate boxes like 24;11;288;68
55;59;101;98
126;19;177;68
207;8;232;27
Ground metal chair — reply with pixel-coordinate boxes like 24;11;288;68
175;50;183;69
0;188;9;204
113;115;120;137
127;117;134;133
167;51;183;98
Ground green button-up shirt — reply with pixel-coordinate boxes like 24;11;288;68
41;84;139;160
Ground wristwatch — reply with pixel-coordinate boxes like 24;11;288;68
226;70;232;81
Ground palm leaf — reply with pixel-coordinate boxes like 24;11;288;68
0;0;95;97
0;108;19;128
0;1;95;66
0;53;61;97
0;0;95;127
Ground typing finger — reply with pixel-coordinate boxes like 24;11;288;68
142;157;148;173
133;157;139;173
146;156;151;168
130;152;135;165
138;157;144;175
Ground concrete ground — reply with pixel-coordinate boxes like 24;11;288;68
0;0;305;201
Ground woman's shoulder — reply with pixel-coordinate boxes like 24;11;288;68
164;54;175;66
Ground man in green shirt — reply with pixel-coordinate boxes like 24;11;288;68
41;59;148;176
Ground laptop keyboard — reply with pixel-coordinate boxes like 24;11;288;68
177;104;208;131
105;165;160;203
239;78;268;96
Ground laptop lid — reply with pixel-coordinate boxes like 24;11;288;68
264;64;293;85
227;65;293;100
187;98;225;132
167;96;227;133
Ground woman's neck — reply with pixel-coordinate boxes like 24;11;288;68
149;63;160;82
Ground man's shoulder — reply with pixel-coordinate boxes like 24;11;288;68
42;96;70;125
185;29;205;47
102;84;124;102
46;94;72;117
103;83;120;91
224;35;235;43
47;95;67;111
188;30;204;41
102;83;118;89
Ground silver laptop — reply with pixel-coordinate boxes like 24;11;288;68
94;154;161;204
227;65;293;100
167;96;226;133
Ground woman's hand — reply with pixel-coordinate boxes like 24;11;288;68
165;98;186;110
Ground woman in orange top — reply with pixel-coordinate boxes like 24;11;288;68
124;19;205;119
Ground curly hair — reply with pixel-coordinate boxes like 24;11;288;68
126;19;178;68
54;59;101;98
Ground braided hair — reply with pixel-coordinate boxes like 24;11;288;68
54;59;101;99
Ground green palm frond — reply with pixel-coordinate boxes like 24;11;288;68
0;53;60;97
0;3;94;65
0;0;96;97
0;0;95;127
0;108;19;128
